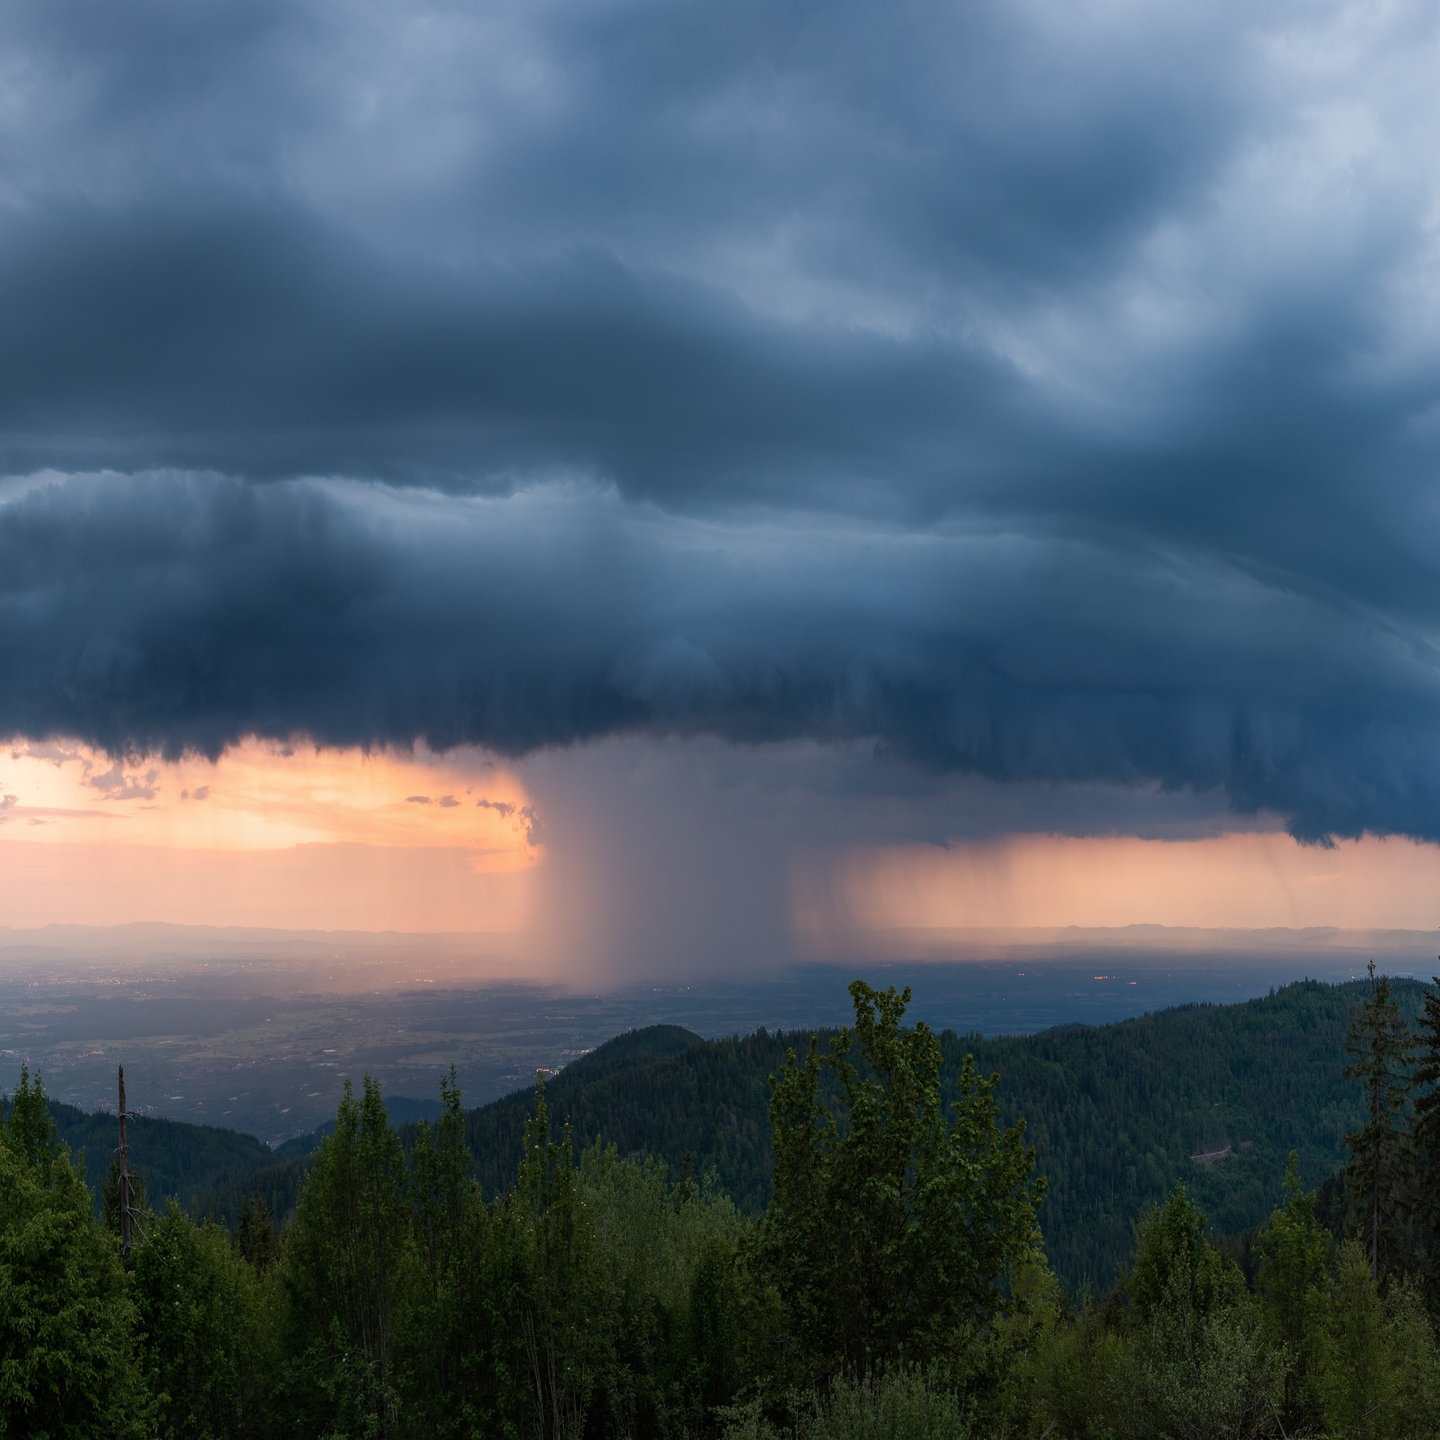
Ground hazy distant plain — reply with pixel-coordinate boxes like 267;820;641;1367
0;923;1423;1143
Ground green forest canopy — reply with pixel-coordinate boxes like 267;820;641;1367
7;972;1440;1438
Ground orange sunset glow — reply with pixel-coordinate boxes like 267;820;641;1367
0;739;542;934
794;831;1440;946
7;731;1440;955
1;738;540;858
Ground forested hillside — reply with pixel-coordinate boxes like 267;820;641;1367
426;978;1414;1289
184;978;1417;1291
9;972;1440;1440
0;1094;273;1217
977;977;1417;1286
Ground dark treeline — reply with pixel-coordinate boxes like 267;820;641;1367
2;1097;275;1213
5;973;1440;1437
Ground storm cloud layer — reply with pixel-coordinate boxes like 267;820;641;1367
6;471;1440;845
4;0;1440;844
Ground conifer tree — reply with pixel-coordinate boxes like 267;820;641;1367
1256;1153;1328;1427
1408;969;1440;1290
235;1191;282;1272
281;1075;411;1435
1409;970;1440;1160
510;1079;611;1440
0;1068;154;1438
131;1201;276;1440
1343;960;1413;1281
404;1065;497;1438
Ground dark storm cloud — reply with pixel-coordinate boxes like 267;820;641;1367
4;472;1440;845
0;0;1286;516
3;0;1440;845
0;204;1022;501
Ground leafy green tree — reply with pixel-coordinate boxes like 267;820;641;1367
1027;1297;1136;1440
758;981;1043;1385
281;1074;412;1437
721;1366;972;1440
1125;1187;1282;1440
1255;1153;1327;1426
0;1068;154;1439
131;1201;279;1440
986;1253;1065;1436
576;1140;745;1436
1313;1240;1440;1440
1129;1184;1239;1326
1138;1301;1281;1440
1344;960;1413;1280
508;1082;612;1440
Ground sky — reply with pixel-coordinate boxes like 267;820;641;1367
4;0;1440;982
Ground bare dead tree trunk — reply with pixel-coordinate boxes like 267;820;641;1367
118;1065;132;1260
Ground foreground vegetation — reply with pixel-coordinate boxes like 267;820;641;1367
5;972;1440;1437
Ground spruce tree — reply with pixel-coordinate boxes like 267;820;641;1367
0;1068;155;1438
280;1075;411;1435
1409;970;1440;1162
1343;961;1412;1281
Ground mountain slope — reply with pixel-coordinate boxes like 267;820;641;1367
21;1101;274;1215
453;978;1409;1288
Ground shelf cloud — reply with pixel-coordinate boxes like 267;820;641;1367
4;470;1440;845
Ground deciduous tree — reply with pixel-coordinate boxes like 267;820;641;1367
759;980;1043;1384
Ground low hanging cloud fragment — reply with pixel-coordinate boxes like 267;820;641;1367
476;797;542;846
86;760;160;801
3;470;1440;847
